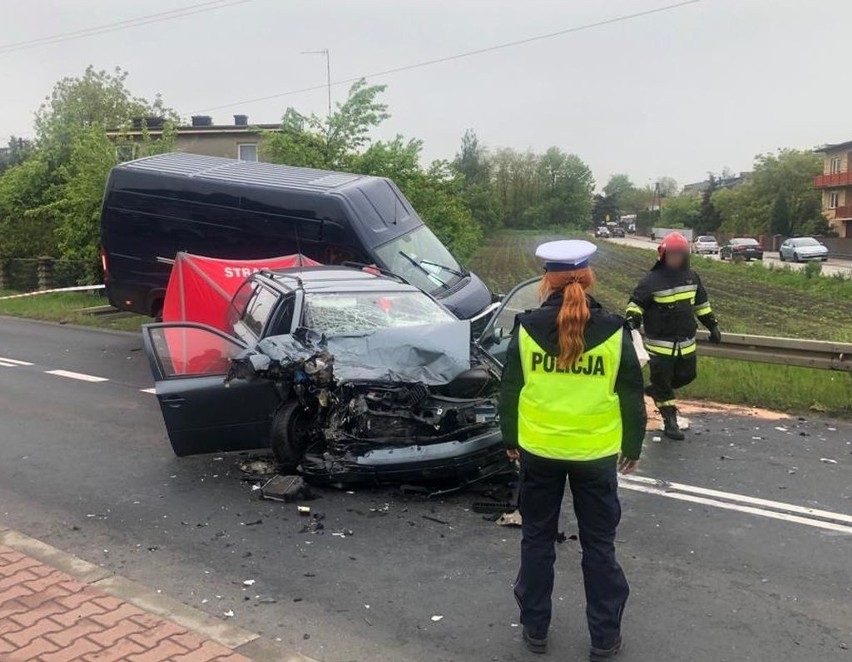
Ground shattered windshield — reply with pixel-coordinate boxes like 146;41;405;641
374;225;466;294
303;290;456;336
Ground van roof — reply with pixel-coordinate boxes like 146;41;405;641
116;152;369;192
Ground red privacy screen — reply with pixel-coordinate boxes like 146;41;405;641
162;252;321;331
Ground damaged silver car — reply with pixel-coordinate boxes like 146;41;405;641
142;266;510;485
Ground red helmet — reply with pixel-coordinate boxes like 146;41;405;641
658;232;690;259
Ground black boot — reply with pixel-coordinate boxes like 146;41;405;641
590;637;623;661
660;406;685;440
522;628;548;654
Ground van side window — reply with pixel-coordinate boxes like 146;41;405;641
243;286;279;337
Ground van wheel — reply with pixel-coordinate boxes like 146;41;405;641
271;400;317;472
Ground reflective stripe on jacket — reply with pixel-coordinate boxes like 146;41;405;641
517;325;624;461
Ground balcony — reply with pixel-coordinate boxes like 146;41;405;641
814;171;852;188
833;205;852;219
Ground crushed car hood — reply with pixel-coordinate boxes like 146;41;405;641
233;320;474;385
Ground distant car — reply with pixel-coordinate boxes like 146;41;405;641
720;238;763;261
594;226;611;238
611;226;625;238
779;237;829;262
691;235;719;255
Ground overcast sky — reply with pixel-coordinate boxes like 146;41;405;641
2;0;851;189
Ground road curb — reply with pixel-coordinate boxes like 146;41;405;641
0;528;316;662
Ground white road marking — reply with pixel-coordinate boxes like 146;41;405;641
140;388;157;394
620;476;852;534
0;361;19;367
0;357;34;366
622;474;852;525
44;369;109;383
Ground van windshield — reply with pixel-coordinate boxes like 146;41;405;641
374;225;466;294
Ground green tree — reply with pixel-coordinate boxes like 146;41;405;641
769;192;791;236
0;137;33;175
697;175;723;234
453;129;500;232
603;173;633;200
712;150;824;236
264;84;481;258
661;195;701;229
656;176;679;198
0;66;174;269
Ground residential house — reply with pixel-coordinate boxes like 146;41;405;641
814;140;852;238
106;115;280;163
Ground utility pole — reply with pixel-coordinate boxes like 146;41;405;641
301;48;331;118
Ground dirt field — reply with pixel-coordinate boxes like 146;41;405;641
469;232;852;342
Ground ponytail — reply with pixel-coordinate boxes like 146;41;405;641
538;267;595;368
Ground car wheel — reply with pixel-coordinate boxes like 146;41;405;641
271;399;318;472
793;252;800;263
779;252;785;262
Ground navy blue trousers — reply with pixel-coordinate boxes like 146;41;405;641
514;450;629;648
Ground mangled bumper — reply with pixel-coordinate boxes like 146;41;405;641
299;429;509;484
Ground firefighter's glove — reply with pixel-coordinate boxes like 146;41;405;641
708;325;722;345
625;312;643;331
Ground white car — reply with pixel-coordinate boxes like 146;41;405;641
692;235;719;255
779;237;829;262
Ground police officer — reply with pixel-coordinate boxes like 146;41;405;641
500;240;647;660
625;232;721;440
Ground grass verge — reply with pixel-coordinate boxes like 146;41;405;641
0;291;146;332
468;231;852;415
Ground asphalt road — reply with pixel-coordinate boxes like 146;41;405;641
0;316;850;662
606;235;852;277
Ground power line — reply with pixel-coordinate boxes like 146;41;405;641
0;0;252;55
189;0;702;114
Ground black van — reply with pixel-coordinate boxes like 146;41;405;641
100;152;493;320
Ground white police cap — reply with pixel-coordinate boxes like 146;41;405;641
535;239;597;271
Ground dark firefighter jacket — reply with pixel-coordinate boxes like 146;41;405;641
498;294;647;461
626;261;717;355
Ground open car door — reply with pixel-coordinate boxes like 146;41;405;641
477;277;541;365
142;322;281;457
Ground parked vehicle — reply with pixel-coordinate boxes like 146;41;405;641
691;235;719;255
720;238;763;261
594;226;611;238
100;153;492;321
611;226;626;238
142;266;509;485
779;237;829;262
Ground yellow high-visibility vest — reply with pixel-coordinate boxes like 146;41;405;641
517;325;623;460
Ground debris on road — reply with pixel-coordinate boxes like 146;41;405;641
243;579;255;586
819;458;838;465
239;458;277;476
298;505;312;516
260;474;313;502
431;615;444;622
496;510;522;527
300;513;325;534
421;514;449;525
223;609;234;617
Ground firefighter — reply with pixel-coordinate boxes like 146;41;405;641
625;232;722;440
500;240;647;660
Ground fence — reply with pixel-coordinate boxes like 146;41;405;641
0;258;97;292
696;330;851;372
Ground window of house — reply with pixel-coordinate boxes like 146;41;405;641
829;191;840;209
830;157;842;174
237;143;258;162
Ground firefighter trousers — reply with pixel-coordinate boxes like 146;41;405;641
646;351;697;406
514;450;629;648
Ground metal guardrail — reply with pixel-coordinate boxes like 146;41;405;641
695;330;852;372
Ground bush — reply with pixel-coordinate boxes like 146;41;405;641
803;260;822;279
